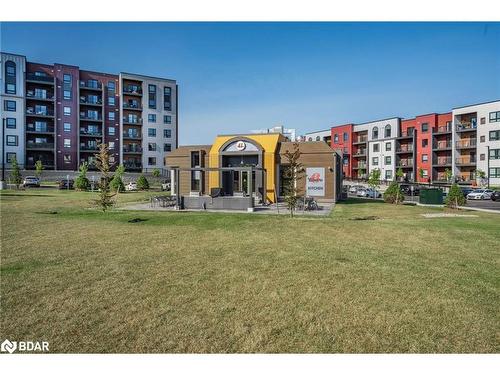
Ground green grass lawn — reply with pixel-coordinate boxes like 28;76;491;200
1;189;499;353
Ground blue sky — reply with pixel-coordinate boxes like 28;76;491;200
1;22;499;144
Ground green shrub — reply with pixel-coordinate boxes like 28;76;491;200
137;175;150;190
110;175;125;192
75;162;90;191
445;183;466;209
383;181;404;204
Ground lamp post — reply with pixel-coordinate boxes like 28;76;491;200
1;118;5;190
487;145;490;189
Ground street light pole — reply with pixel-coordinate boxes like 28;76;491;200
487;145;490;189
1;118;5;190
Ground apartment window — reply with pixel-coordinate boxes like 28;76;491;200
108;81;115;91
108;127;115;136
343;156;348;165
63;90;71;100
148;84;157;109
480;135;485;143
64;139;71;148
148;143;157;152
63;74;72;100
35;121;47;132
108;97;115;106
421;123;429;133
490;168;500;178
334;134;339;143
384;124;391;138
422;154;428;162
6;152;16;163
385;170;393;180
422;169;429;177
108;112;115;121
385;156;391;165
6;118;16;129
63;106;71;116
63;123;71;132
373;143;379;152
480;154;485;161
480;117;486;125
372;127;378;140
63;74;71;83
88;79;98;89
163;87;172;111
343;132;348;142
490;149;500;160
109;141;115;150
164;115;172;124
489;130;500;141
6;83;16;94
489;111;500;123
6;135;18;146
164;143;172;152
4;61;16;94
385;142;391;151
148;114;156;123
63;154;71;164
372;157;379;165
4;100;16;111
163;129;171;138
148;128;156;137
148;157;157;166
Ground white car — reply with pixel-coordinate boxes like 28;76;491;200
23;176;40;187
349;185;364;194
356;188;382;198
125;182;138;191
467;189;494;200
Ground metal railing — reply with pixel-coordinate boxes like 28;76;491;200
26;108;54;116
434;125;452;133
26;73;54;83
26;142;54;149
399;130;414;137
123;146;143;153
123;162;143;169
455;122;477;131
80;81;102;89
396;145;413;152
123;102;142;110
123;117;143;124
455;139;477;148
26;92;54;100
455;156;476;165
354;136;367;143
433;141;452;149
122;133;142;139
80;97;103;105
80;145;101;151
434;157;452;165
80;113;102;121
123;86;143;95
26;125;54;133
80;130;102;136
397;160;414;167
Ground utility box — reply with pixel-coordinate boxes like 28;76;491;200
419;188;443;205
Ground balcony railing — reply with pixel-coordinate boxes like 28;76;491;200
458;173;475;182
123;117;143;124
123;86;143;95
455;139;477;149
434;157;452;166
396;145;413;152
353;136;367;143
353;163;367;169
123;161;143;169
123;146;143;153
80;129;102;137
26;73;54;84
80;97;103;105
80;81;102;90
398;160;414;167
123;102;142;110
26;108;54;117
433;141;452;150
26;125;55;133
26;142;54;149
456;156;476;165
354;150;366;157
26;161;55;169
80;144;101;151
26;92;55;100
399;130;415;137
122;132;142;139
455;122;477;131
80;113;102;121
434;125;452;134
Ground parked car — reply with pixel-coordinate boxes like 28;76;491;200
23;176;40;187
466;189;494;200
460;187;475;198
400;184;420;196
349;185;365;194
491;191;500;201
125;182;138;191
357;188;382;198
58;179;74;190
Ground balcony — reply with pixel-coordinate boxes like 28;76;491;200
455;122;477;132
26;124;55;134
396;145;413;153
122;132;142;140
352;163;367;170
434;125;452;134
458;172;476;182
80;97;103;106
26;92;55;101
397;159;414;168
123;86;143;96
26;108;55;118
433;157;452;166
123;161;143;170
398;130;415;139
80;144;101;152
80;129;103;137
123;102;142;111
123;117;143;125
26;142;55;150
123;145;143;154
455;139;477;149
353;150;366;158
353;136;367;145
26;161;55;169
80;81;102;91
433;141;452;150
80;113;103;122
456;156;476;166
26;73;54;85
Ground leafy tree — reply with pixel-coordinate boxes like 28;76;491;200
110;164;125;193
445;183;466;209
93;144;115;211
476;169;487;187
282;142;304;217
75;162;90;191
34;160;44;181
368;168;381;191
383;180;404;204
396;167;404;182
444;168;453;182
152;168;161;187
10;156;22;189
137;175;150;190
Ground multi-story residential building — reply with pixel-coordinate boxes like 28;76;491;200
304;129;331;145
0;51;178;173
1;52;26;169
252;125;296;141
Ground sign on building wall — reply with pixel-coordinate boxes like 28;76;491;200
306;167;325;196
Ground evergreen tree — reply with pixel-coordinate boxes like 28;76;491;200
110;164;125;192
137;174;150;190
152;168;161;188
445;183;466;209
75;162;90;191
282;143;303;217
93;144;115;211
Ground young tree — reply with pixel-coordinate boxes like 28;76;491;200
396;167;404;182
34;160;44;181
152;168;161;188
110;164;125;193
445;183;466;209
10;156;22;189
476;169;487;187
368;168;381;191
75;162;90;191
93;144;115;211
444;168;453;183
383;181;404;205
282;142;304;217
137;174;150;190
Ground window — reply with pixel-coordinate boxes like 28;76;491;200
63;74;72;100
373;143;379;152
5;62;16;77
63;74;71;83
385;156;391;165
109;141;115;150
63;90;71;100
108;127;115;136
490;168;500;178
64;139;71;148
490;149;500;160
148;84;157;109
372;157;379;165
163;129;171;138
334;134;339;143
34;121;47;132
163;87;172;110
489;130;500;141
6;118;16;129
148;157;157;166
108;112;115;121
489;111;500;123
148;143;157;151
63;106;71;116
421;139;428;148
6;84;16;94
6;135;18;146
480;135;485;143
385;142;391;151
421;123;429;133
6;152;16;163
164;115;172;124
385;170;393;180
4;61;16;94
63;154;71;164
422;169;428;177
164;143;172;152
480;117;486;125
343;132;348;142
4;100;16;111
384;124;391;138
343;156;348;165
63;123;71;132
148;114;156;123
108;97;115;106
108;81;115;91
372;127;379;140
480;154;485;161
148;128;156;137
422;154;428;162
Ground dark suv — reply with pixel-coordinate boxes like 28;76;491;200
491;191;500;201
